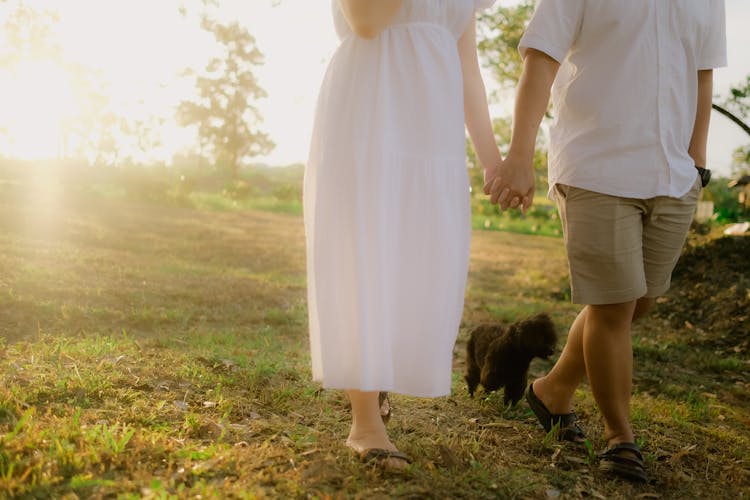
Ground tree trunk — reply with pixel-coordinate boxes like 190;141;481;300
712;103;750;137
229;151;238;179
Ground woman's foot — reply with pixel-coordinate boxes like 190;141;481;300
346;429;409;471
346;390;409;471
346;428;397;454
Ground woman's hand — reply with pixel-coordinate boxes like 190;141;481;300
482;161;500;195
338;0;403;39
485;154;535;213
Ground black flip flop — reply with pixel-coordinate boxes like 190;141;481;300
598;442;648;483
525;383;586;443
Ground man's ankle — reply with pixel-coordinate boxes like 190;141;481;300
533;378;575;414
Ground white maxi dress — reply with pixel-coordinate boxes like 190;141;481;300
304;0;495;397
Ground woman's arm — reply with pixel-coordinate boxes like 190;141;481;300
458;19;503;189
337;0;403;39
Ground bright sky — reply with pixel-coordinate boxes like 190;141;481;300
0;0;748;176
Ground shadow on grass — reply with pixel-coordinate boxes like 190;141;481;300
0;166;748;498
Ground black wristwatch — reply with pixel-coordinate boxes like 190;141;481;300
695;166;711;188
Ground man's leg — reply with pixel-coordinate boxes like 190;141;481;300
633;297;655;321
584;301;636;444
532;295;653;416
531;307;588;414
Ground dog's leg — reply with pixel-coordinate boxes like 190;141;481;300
503;370;527;406
465;336;480;397
465;369;479;397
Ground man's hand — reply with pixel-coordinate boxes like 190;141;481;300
484;48;558;214
485;154;535;213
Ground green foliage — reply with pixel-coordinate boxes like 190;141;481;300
716;74;750;175
732;144;750;174
110;165;192;205
472;194;562;237
466;116;557;236
177;17;274;177
477;1;535;89
725;74;750;120
702;176;746;221
41;159;304;214
471;1;558;237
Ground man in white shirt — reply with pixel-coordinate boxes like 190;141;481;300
486;0;727;483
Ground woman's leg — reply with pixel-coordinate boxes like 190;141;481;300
346;389;407;469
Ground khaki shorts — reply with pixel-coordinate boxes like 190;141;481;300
554;177;701;305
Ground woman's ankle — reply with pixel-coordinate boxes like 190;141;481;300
346;427;397;453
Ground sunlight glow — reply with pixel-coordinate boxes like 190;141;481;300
0;59;75;160
0;0;746;174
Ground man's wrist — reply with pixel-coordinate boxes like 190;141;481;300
506;146;534;165
695;165;711;187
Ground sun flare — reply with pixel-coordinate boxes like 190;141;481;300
0;59;75;160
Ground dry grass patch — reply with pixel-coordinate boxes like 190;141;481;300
0;175;748;498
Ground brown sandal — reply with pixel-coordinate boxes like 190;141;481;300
379;392;391;424
359;447;411;471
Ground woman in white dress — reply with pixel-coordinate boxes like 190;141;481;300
304;0;500;469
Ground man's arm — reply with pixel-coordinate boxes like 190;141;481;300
688;70;714;168
337;0;403;39
488;48;559;211
459;19;503;186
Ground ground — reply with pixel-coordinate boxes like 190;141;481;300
0;168;748;498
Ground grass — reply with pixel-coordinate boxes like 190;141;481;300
0;165;749;498
471;193;563;238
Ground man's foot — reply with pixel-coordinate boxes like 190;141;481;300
598;442;647;483
525;383;586;443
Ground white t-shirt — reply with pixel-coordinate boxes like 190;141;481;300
519;0;727;199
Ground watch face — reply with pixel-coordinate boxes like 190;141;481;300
696;166;711;187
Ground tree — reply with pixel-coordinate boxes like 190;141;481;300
0;4;126;164
713;75;750;174
1;4;62;63
477;1;535;92
177;17;273;178
473;3;548;195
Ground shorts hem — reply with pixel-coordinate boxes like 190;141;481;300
644;282;670;298
571;286;647;306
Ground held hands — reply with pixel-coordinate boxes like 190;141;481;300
482;161;500;195
483;155;535;214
